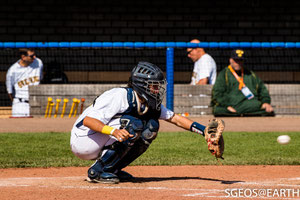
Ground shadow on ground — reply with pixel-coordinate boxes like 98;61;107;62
133;176;244;184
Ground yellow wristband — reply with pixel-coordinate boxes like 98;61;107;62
102;125;115;135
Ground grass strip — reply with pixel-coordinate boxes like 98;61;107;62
0;131;299;168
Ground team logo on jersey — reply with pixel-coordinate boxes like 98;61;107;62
18;76;39;88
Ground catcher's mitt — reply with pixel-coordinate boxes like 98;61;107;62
204;119;225;159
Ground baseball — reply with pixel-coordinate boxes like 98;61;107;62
277;135;291;145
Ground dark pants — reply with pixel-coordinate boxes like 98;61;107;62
213;99;275;117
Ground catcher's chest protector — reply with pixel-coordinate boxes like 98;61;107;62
118;88;161;121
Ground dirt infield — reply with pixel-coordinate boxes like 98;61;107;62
1;166;300;200
1;116;300;133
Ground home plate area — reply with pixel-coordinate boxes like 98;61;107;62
0;166;299;200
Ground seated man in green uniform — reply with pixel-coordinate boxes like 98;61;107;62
211;49;275;117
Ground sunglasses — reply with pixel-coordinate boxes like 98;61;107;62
186;49;195;56
27;54;36;58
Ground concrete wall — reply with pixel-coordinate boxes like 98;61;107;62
29;84;300;117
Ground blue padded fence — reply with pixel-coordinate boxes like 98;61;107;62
1;42;300;48
166;48;174;111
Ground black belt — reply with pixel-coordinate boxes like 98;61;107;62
17;98;29;103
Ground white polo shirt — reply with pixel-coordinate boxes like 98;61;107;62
191;53;217;85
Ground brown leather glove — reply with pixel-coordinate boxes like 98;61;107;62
204;119;225;159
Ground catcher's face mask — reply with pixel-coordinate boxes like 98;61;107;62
145;79;166;110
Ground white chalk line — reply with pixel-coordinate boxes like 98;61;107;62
0;176;221;191
184;177;300;198
240;177;300;188
0;176;299;199
182;177;300;199
0;176;83;187
0;176;80;181
183;194;297;200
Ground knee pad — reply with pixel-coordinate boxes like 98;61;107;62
114;119;160;171
100;142;128;172
141;119;159;143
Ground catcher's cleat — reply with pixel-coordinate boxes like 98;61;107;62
99;172;120;184
86;176;99;183
116;170;134;182
86;172;120;184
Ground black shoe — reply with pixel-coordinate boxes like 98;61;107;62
99;172;120;184
116;170;134;182
86;172;119;184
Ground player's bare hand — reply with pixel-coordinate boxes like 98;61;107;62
227;106;237;113
112;129;134;142
261;103;273;113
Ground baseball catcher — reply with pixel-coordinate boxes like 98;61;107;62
70;61;225;184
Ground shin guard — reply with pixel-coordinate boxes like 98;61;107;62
94;115;144;175
115;119;159;170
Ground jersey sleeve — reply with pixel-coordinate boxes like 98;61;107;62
6;66;14;94
37;58;44;81
159;105;174;120
87;88;129;124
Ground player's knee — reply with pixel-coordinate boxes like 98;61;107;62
141;119;159;143
71;146;100;160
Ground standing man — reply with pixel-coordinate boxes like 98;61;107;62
70;61;225;184
6;48;43;117
187;39;217;85
211;49;274;116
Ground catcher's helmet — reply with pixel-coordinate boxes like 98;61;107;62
130;61;166;110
